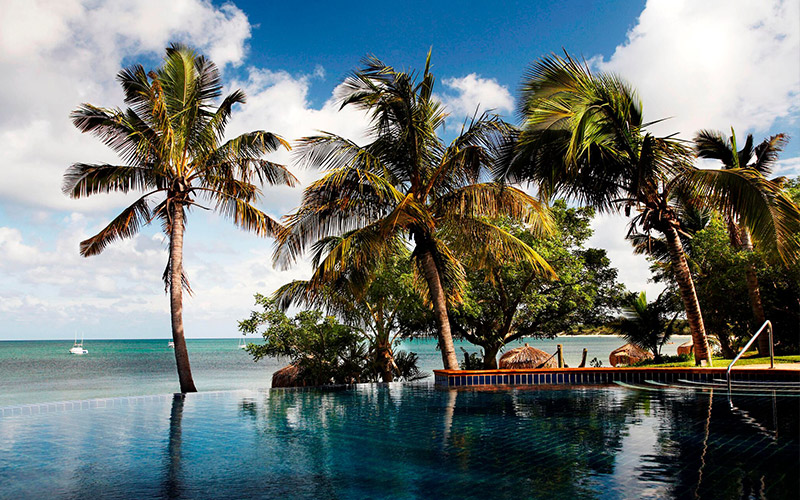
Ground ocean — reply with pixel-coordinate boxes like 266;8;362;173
0;335;691;407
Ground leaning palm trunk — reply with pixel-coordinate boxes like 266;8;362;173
663;225;712;366
418;246;459;370
169;204;197;393
740;229;769;355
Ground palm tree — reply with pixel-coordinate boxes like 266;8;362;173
64;44;296;392
694;128;788;354
612;291;680;362
273;53;555;370
273;249;424;382
507;53;800;366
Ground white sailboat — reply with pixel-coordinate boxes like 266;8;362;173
238;337;247;349
69;332;88;355
167;340;175;348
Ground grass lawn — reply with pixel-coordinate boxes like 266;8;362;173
642;353;800;368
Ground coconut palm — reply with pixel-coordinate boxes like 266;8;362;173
273;53;555;370
64;44;296;392
612;291;680;362
694;128;788;354
506;53;800;366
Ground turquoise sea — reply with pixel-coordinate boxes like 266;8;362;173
0;335;691;407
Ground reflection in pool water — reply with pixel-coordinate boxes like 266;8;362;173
0;385;797;499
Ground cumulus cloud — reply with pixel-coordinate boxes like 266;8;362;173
594;0;799;139
437;74;514;119
0;216;313;339
0;0;252;212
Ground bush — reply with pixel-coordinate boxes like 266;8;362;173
240;295;423;386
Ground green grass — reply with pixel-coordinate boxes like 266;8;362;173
642;353;800;368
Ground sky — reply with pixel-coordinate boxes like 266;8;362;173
0;0;798;340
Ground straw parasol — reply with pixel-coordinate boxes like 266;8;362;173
271;363;307;388
677;341;694;356
499;343;557;369
609;343;653;366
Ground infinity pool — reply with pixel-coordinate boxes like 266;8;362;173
1;385;797;499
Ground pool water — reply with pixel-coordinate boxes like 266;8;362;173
1;385;797;499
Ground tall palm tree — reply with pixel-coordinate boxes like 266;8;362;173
506;53;800;366
695;129;788;354
274;53;555;370
64;44;296;392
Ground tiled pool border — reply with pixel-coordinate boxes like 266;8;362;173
433;367;800;387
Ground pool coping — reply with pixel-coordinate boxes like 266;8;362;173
433;366;800;387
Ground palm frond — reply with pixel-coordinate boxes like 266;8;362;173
433;183;554;235
440;216;556;279
209;190;284;237
753;133;788;176
63;163;162;198
79;194;153;256
689;168;800;264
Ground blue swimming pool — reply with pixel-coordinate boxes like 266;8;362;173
1;385;797;499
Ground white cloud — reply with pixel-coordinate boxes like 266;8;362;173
586;213;664;298
0;0;252;212
437;74;514;119
0;0;373;339
774;156;800;178
594;0;799;139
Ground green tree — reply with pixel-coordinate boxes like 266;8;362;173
451;200;626;368
64;45;296;392
240;295;424;385
273;53;555;370
689;217;755;357
688;209;800;356
507;53;800;365
272;251;427;382
694;129;789;354
240;296;364;386
611;291;680;362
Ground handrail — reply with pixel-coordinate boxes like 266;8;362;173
727;320;773;392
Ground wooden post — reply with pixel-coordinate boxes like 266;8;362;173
557;344;564;368
579;348;588;368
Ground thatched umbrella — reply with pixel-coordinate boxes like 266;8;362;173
499;343;557;369
609;343;653;367
677;341;694;357
271;363;306;388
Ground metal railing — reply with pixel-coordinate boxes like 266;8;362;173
727;320;773;392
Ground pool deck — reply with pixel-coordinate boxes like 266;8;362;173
433;364;800;387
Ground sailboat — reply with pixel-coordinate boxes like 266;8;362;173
238;337;247;349
167;340;175;348
69;332;88;355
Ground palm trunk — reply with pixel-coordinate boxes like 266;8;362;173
663;225;712;366
169;204;197;393
417;245;459;370
740;229;769;355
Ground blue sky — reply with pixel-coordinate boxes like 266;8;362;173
0;0;798;340
229;0;646;104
